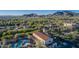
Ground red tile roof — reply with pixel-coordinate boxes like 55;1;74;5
33;32;48;40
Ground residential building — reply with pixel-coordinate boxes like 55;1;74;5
32;32;53;45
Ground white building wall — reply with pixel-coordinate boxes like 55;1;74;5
45;38;53;45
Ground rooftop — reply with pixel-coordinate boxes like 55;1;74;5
33;32;48;40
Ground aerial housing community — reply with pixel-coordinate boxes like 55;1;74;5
0;11;79;48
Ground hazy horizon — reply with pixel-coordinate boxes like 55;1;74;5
0;10;79;15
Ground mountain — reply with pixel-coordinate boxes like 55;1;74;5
23;13;38;17
23;11;79;17
53;11;79;16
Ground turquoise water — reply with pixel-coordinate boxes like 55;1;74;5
11;36;30;48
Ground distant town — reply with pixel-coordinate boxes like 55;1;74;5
0;10;79;48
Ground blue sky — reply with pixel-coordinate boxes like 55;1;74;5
0;10;79;15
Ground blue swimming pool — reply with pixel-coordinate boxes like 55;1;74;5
11;36;30;48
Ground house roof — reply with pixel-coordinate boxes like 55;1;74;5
33;32;48;41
